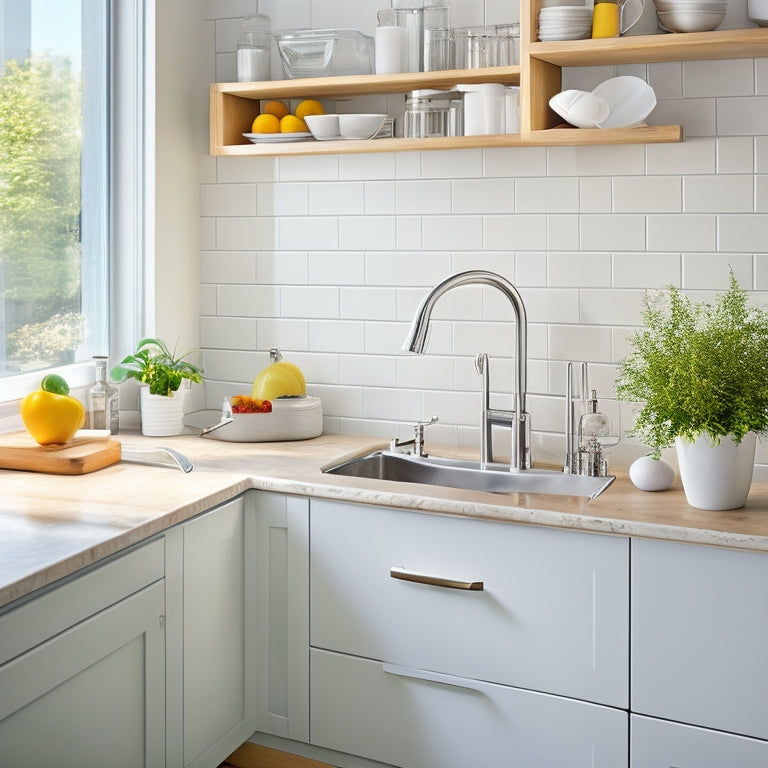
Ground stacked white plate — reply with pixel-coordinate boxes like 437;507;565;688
538;4;594;40
654;0;727;31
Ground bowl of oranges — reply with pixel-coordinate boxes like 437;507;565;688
243;98;325;143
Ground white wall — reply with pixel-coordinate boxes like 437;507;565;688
197;0;768;472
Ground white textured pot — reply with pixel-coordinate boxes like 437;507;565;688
139;386;186;437
675;431;756;511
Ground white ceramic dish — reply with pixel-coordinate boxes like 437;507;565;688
304;114;340;139
338;113;387;140
592;75;657;128
549;90;610;128
243;132;313;143
655;8;725;29
202;396;323;442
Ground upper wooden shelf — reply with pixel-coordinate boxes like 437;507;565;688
530;27;768;67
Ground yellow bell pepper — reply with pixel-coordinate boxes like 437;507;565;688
21;389;86;445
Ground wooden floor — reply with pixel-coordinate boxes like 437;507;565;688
219;742;336;768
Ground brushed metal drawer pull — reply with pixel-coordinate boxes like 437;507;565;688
390;566;484;591
383;663;485;693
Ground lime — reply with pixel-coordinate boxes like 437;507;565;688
41;373;70;395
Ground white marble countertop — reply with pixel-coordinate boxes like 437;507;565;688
3;430;768;610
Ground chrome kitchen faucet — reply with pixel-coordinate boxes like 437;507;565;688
402;270;530;471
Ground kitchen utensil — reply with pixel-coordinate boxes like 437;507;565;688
120;446;194;472
201;396;323;442
0;430;121;475
274;29;374;78
592;75;656;127
549;89;610;128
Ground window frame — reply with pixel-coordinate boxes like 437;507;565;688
0;0;153;406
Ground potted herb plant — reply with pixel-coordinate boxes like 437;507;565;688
111;337;203;436
615;274;768;510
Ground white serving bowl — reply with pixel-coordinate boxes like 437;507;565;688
748;0;768;25
305;113;340;140
338;113;386;140
656;7;726;29
592;75;656;128
549;90;610;128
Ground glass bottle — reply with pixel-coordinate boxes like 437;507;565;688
237;9;272;82
87;356;119;434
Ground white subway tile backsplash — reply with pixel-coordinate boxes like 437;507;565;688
423;215;484;251
581;214;645;251
396;180;452;215
613;176;682;213
453;179;515;214
484;214;547;251
202;15;768;473
682;253;752;289
256;319;309;352
683;175;753;212
549;252;611;287
340;288;397;320
340;216;396;251
647;214;716;252
255;252;308;285
717;96;768;136
683;59;754;98
718;214;768;251
281;286;339;318
716;137;755;173
341;354;398;387
308;252;365;285
278;217;338;251
613;252;680;288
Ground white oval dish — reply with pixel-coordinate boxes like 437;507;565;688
592;75;657;128
549;90;610;128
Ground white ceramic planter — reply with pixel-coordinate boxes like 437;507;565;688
139;386;186;437
675;431;756;511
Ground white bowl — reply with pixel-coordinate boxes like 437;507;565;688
748;0;768;25
549;90;610;128
305;113;340;140
656;7;725;29
591;75;657;128
338;113;386;140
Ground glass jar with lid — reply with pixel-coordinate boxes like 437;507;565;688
403;89;463;138
237;8;272;82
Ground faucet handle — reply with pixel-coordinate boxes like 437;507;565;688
414;416;438;457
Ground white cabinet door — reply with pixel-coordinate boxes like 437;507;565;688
253;492;310;742
177;495;256;768
0;580;165;767
311;648;628;768
631;539;768;740
631;715;768;768
311;499;629;707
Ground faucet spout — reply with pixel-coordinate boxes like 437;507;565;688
402;270;530;470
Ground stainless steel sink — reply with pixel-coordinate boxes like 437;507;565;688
323;451;615;500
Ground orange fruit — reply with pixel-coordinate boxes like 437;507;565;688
251;113;280;133
280;114;307;133
261;99;289;119
295;99;325;120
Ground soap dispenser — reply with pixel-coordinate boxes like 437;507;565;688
578;389;609;477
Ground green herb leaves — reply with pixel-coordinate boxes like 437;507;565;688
616;274;768;453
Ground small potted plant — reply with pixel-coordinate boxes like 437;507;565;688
111;337;203;436
615;274;768;510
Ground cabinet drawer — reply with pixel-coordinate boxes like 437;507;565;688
0;538;164;666
631;539;768;740
631;715;768;768
310;499;629;707
311;647;627;768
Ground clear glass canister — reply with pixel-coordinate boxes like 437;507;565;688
403;89;463;138
237;11;272;82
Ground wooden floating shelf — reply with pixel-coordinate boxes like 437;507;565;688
530;27;768;67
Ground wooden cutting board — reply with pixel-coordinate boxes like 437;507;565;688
0;430;122;475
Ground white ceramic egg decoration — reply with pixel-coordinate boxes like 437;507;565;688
629;455;675;492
